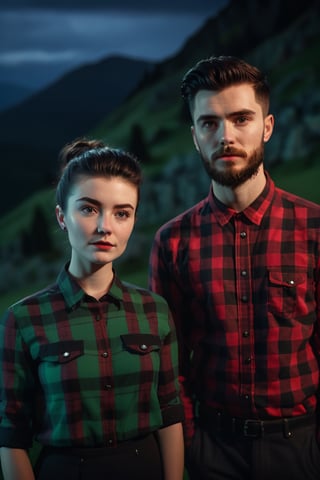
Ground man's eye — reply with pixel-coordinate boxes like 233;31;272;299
236;116;249;124
201;119;219;130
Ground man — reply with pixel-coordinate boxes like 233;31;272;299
148;56;320;479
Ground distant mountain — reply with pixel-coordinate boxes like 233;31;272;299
0;0;319;216
0;82;34;112
0;0;319;297
0;55;154;213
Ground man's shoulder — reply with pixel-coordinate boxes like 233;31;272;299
157;196;209;233
275;186;320;212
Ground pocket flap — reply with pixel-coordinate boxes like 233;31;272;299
121;334;161;354
268;271;306;287
39;340;84;363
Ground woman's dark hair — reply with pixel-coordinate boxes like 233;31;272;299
56;138;142;211
181;55;270;118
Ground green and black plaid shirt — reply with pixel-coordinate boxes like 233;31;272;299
0;265;183;449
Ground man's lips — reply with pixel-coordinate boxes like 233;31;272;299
212;147;246;161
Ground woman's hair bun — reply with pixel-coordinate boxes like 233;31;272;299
58;137;106;169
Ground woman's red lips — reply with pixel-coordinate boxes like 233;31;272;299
92;241;114;249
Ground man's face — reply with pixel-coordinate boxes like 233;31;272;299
191;84;274;188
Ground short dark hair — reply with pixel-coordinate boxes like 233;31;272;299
56;138;142;211
181;55;270;118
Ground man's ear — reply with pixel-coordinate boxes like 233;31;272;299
264;114;274;143
191;126;200;152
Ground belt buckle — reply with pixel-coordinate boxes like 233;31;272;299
243;419;263;438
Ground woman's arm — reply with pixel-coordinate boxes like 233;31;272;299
0;448;35;480
156;422;184;480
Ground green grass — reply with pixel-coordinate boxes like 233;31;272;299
0;160;319;313
0;189;56;247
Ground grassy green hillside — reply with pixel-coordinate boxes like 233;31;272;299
0;160;319;313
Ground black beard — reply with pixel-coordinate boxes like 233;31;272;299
201;144;264;188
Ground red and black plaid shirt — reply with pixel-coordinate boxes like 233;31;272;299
149;172;320;442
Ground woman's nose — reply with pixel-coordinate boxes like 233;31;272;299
97;215;111;234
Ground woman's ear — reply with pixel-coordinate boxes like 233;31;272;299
56;205;67;231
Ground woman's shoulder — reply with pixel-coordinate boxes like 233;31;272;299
121;281;169;306
6;282;59;312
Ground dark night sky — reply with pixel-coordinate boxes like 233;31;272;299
0;0;229;90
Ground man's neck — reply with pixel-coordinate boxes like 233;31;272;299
212;167;266;212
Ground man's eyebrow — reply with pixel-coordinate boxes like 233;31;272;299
196;109;256;122
228;109;256;116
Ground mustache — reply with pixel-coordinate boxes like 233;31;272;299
211;146;247;160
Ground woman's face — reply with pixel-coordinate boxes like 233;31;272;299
56;175;138;273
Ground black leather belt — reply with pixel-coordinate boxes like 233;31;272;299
199;405;316;439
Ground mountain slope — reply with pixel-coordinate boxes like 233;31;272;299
0;0;319;300
92;0;319;169
0;55;154;213
0;82;34;112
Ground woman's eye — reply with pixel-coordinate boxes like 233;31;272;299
115;210;130;219
81;206;96;214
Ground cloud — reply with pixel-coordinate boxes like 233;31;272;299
0;2;229;88
1;0;227;13
0;50;81;65
0;9;219;65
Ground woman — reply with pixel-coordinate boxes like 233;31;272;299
0;138;184;480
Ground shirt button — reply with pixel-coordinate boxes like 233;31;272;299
245;357;252;364
63;351;70;358
288;280;295;285
105;384;112;390
244;395;250;400
140;344;148;351
241;270;247;276
101;352;108;358
241;295;248;302
240;231;247;238
243;330;249;337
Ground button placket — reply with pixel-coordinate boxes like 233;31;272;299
235;217;254;398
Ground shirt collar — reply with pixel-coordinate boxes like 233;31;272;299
57;263;124;311
208;171;275;226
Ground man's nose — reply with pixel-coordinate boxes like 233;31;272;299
219;121;233;145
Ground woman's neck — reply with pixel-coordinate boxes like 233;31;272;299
68;262;114;300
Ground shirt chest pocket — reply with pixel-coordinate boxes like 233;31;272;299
267;270;313;320
114;334;162;392
38;340;84;390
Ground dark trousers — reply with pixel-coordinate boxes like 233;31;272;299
34;434;163;480
186;416;320;480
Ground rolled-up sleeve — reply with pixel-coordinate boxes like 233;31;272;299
0;309;35;448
